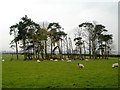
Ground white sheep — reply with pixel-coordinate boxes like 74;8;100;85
37;60;40;63
85;59;89;62
112;63;119;68
78;63;84;69
54;59;58;62
50;59;53;61
67;60;71;63
61;59;64;61
2;59;5;62
66;58;69;60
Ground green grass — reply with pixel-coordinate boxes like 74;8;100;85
2;54;119;88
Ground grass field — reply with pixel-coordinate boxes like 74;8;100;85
2;54;119;88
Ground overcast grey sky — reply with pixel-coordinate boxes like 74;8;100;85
0;0;118;53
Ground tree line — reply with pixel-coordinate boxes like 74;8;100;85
10;15;113;60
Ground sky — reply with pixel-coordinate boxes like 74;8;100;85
0;0;119;54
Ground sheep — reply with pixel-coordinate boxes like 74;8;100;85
54;59;58;62
37;60;40;63
85;59;89;62
50;59;53;61
66;58;69;60
2;59;5;62
78;63;84;69
67;60;71;63
61;59;64;61
112;63;119;68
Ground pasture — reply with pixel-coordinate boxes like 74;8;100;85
2;54;119;88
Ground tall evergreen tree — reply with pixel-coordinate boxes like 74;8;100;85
10;24;19;60
74;37;83;60
47;22;67;59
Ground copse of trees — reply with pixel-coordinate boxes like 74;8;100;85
10;15;41;60
10;15;113;60
47;22;67;59
10;15;67;60
75;22;113;59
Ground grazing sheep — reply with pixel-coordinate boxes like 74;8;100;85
66;58;69;60
61;59;64;61
78;63;84;69
50;59;53;61
85;59;89;61
112;63;119;68
2;59;5;62
67;60;71;63
37;60;40;63
54;59;58;62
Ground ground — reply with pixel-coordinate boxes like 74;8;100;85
2;54;119;88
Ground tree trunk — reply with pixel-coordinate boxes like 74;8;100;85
66;36;69;58
15;41;19;60
58;41;62;59
89;39;91;59
105;42;107;59
41;49;44;60
50;39;53;58
83;41;86;59
92;40;96;60
101;49;104;59
79;46;82;60
45;40;47;59
33;42;36;60
23;39;27;60
38;44;40;59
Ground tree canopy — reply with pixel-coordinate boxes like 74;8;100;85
10;15;113;60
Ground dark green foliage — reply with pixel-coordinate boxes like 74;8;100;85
78;22;113;60
9;15;113;61
47;22;67;58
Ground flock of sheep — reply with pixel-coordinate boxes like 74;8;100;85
1;56;119;69
36;59;85;69
36;58;119;69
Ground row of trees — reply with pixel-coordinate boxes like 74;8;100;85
10;15;67;60
74;22;113;60
10;15;113;60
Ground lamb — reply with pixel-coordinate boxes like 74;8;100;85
61;59;64;61
112;63;119;68
54;59;58;62
50;59;53;61
66;58;69;60
78;63;84;69
37;60;40;63
2;59;5;62
85;59;89;62
67;60;71;63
